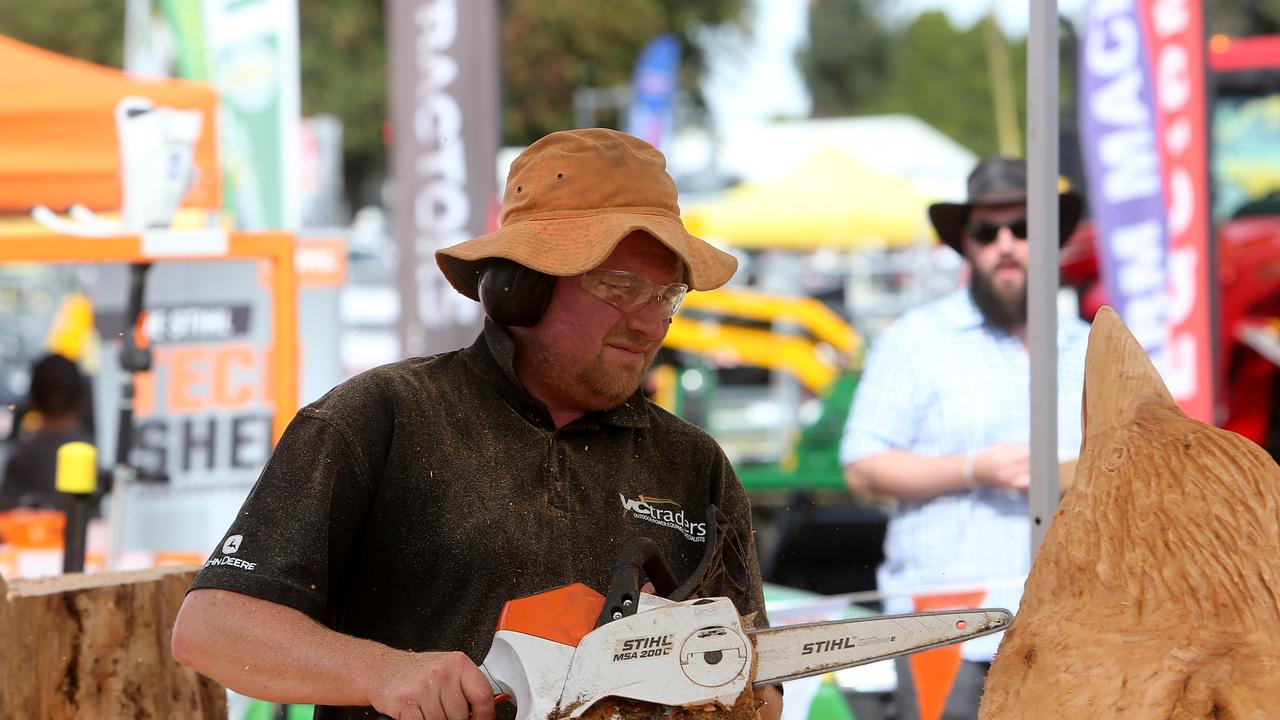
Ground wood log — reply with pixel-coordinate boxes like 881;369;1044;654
981;307;1280;718
0;565;226;718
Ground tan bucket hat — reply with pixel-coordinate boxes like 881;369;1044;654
436;128;738;301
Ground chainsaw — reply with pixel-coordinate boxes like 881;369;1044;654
380;537;1011;720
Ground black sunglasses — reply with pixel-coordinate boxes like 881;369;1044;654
965;217;1028;245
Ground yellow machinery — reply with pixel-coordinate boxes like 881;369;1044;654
656;286;863;493
665;287;861;394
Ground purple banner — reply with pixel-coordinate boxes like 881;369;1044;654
1078;0;1169;355
626;34;681;152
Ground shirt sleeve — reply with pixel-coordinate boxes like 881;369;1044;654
189;408;381;621
839;320;929;465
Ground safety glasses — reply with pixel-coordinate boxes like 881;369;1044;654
965;217;1028;245
580;269;688;319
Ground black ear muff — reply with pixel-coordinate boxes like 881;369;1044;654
477;259;556;327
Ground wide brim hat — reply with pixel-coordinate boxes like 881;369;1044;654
436;128;737;301
929;156;1084;252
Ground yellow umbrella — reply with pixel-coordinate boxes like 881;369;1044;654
683;147;933;250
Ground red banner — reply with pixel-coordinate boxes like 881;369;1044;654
1140;0;1214;421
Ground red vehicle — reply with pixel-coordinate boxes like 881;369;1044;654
1061;34;1280;456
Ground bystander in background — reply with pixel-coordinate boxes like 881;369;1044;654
1;353;94;511
840;157;1088;719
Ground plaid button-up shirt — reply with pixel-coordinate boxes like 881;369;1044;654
840;289;1089;661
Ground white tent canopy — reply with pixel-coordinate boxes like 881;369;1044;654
712;114;978;202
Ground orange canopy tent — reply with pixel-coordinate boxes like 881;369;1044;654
0;35;220;213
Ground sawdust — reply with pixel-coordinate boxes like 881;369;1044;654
570;684;760;720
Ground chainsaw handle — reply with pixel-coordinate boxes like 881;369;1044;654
372;664;506;720
596;537;679;627
374;689;507;720
480;663;510;701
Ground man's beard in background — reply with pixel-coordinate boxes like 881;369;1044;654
969;264;1028;332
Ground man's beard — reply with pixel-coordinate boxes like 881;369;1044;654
531;329;654;412
970;263;1028;331
575;355;649;410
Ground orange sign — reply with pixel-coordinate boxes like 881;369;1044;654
294;238;347;288
133;344;271;415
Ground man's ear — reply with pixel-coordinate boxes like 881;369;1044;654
478;259;555;327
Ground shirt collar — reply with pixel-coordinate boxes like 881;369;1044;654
468;321;650;429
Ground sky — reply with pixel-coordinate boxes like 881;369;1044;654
895;0;1090;35
701;0;1092;135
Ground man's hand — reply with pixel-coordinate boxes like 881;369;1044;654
973;443;1031;491
365;649;496;720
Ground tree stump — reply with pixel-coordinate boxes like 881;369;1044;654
980;307;1280;718
0;564;226;718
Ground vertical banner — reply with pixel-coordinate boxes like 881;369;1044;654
388;0;500;357
627;34;682;152
1141;0;1212;421
1079;2;1167;350
158;0;209;79
1079;0;1212;420
161;0;302;231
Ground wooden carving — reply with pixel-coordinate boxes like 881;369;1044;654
980;307;1280;718
0;565;226;718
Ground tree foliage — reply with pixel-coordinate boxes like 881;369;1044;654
1209;0;1280;36
798;0;889;118
2;0;746;206
876;11;1028;158
798;4;1030;157
500;0;746;144
298;0;387;202
797;0;1280;158
0;0;122;66
5;0;1276;206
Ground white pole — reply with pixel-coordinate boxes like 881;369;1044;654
1028;0;1061;557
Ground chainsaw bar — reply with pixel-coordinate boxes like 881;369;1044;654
749;608;1014;685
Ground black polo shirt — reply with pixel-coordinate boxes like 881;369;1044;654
191;322;768;719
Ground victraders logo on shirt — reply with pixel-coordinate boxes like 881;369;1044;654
619;494;707;542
